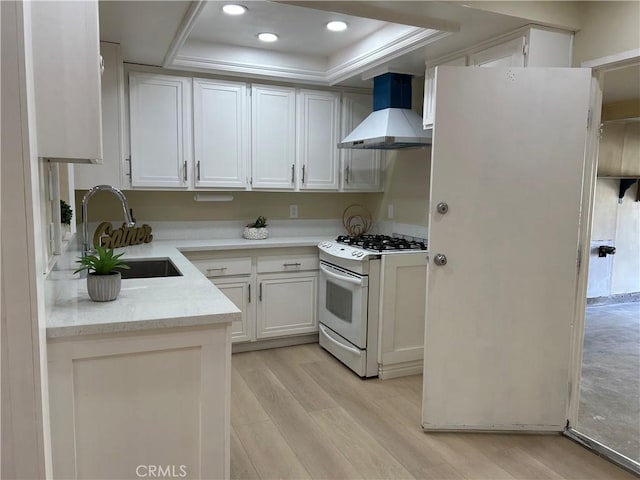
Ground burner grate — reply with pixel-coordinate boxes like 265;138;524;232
336;234;426;252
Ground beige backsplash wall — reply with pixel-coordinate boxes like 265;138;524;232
377;148;431;226
75;190;383;223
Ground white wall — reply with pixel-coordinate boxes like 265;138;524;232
1;1;51;476
573;1;640;66
588;178;640;299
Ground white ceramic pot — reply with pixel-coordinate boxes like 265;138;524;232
243;227;269;240
87;272;122;302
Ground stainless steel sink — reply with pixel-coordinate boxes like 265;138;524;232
120;259;182;279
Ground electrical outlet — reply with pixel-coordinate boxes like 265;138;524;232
387;204;394;219
289;204;298;218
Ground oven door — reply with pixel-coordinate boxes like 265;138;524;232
318;260;368;348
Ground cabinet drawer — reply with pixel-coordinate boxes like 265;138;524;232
191;257;252;277
257;255;319;273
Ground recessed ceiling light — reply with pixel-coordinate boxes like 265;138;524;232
222;4;246;15
326;21;348;32
258;32;279;42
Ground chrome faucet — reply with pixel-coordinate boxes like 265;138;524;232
82;185;135;255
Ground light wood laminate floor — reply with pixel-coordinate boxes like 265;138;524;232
231;344;634;480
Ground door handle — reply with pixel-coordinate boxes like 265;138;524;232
302;165;306;184
259;282;263;301
433;254;447;266
197;161;201;181
319;324;361;356
345;165;350;184
283;262;302;267
248;284;251;303
319;264;364;286
291;164;295;183
183;161;188;182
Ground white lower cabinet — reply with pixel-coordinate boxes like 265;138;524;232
378;253;428;379
185;248;319;346
212;277;254;343
257;272;318;338
47;324;231;480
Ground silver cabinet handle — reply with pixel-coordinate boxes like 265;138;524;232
197;161;201;181
345;165;350;184
259;282;262;301
248;284;251;303
302;165;306;184
100;55;104;76
183;161;188;182
283;262;302;267
206;267;227;273
291;164;295;183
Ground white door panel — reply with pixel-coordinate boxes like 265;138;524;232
423;67;592;430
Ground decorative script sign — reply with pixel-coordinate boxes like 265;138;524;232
93;222;153;249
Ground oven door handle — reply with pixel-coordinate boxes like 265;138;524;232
319;264;364;286
319;324;362;356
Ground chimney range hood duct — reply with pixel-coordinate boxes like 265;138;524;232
338;73;431;150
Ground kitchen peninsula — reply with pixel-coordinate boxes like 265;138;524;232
44;233;328;479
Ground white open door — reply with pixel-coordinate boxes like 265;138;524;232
423;67;593;431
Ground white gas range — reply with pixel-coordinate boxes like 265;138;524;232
318;235;428;377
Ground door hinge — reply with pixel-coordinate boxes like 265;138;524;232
587;109;592;129
576;246;582;273
522;39;528;56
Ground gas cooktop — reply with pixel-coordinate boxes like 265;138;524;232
336;234;427;253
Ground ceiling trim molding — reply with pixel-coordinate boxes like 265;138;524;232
162;0;208;68
171;55;330;84
326;29;451;85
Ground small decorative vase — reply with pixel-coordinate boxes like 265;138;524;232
87;272;122;302
243;227;269;240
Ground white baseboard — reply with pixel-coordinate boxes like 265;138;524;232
232;334;318;353
378;359;423;379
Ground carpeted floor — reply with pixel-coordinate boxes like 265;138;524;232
578;301;640;462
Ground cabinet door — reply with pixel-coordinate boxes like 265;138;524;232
251;85;296;189
423;56;467;128
75;42;125;189
211;277;254;343
341;93;383;191
257;272;318;338
30;0;102;162
194;79;249;189
469;37;526;67
297;90;340;190
379;254;428;372
129;73;192;188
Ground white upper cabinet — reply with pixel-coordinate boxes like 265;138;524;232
424;27;574;128
341;93;383;191
251;84;296;190
75;42;126;189
296;90;340;190
129;72;192;188
29;0;102;163
423;56;467;128
193;79;249;189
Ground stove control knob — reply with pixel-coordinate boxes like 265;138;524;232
358;252;364;257
434;253;448;266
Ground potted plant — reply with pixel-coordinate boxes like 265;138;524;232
74;246;130;302
60;199;73;235
243;215;269;240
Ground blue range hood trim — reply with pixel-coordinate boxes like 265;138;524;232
373;73;412;111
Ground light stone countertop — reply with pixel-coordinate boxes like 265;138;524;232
45;236;329;338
